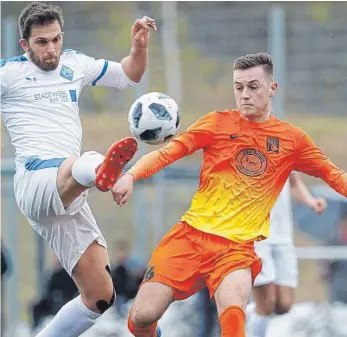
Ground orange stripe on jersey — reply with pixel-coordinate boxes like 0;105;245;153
127;110;347;243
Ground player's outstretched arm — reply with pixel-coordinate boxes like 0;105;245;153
294;132;347;198
112;111;217;206
121;16;157;82
289;172;327;214
112;140;187;206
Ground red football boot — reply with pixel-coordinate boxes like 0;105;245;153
95;137;138;192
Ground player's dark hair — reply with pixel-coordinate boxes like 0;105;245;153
234;52;273;77
18;2;64;40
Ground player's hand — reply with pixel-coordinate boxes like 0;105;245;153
111;174;135;206
131;16;157;50
310;197;328;215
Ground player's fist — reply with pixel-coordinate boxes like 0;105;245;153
111;173;135;206
311;197;327;215
131;16;157;49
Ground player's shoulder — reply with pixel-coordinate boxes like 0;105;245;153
1;55;29;72
273;115;306;137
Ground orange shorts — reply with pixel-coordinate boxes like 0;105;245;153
141;221;262;300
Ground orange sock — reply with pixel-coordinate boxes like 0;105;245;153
127;307;158;337
219;305;246;337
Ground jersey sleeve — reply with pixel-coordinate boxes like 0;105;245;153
75;52;136;89
171;111;218;154
294;132;347;197
127;112;218;180
127;141;187;180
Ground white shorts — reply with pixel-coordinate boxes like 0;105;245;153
253;240;298;288
14;160;107;276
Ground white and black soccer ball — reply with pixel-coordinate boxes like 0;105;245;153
128;92;180;145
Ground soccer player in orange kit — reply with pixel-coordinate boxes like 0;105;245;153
112;52;347;337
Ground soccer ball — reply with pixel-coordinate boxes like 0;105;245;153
128;92;180;145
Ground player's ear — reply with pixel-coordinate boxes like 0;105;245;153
19;39;29;52
269;81;278;98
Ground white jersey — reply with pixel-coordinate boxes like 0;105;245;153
267;178;294;244
1;49;135;169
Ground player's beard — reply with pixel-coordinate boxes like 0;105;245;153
28;47;60;71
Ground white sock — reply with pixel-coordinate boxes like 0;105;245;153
35;295;100;337
246;303;271;337
72;151;104;187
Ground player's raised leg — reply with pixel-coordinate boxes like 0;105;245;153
36;241;114;337
57;137;138;207
127;282;173;337
214;268;253;337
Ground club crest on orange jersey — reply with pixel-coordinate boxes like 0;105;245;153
267;137;280;153
235;149;268;177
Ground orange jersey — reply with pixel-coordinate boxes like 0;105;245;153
128;109;347;243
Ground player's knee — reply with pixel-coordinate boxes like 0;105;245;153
95;287;115;314
96;265;116;314
275;298;293;315
275;302;292;315
256;297;276;315
83;265;116;314
130;304;160;328
83;285;115;314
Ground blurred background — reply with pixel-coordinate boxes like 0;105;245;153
1;1;347;337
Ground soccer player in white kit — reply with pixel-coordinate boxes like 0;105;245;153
1;3;157;336
247;172;327;337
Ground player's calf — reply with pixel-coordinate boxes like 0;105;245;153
57;157;90;207
58;152;104;208
57;137;138;208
